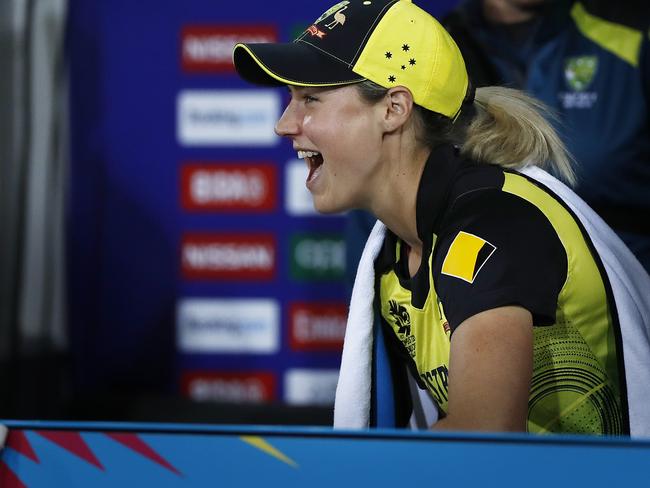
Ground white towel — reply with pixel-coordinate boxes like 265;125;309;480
334;166;650;437
333;221;386;429
522;166;650;438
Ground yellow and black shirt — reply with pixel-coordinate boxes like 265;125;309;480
376;144;628;434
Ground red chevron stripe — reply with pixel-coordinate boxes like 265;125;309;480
6;431;39;463
105;433;181;476
36;431;104;470
0;460;27;488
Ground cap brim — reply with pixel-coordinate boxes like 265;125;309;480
233;41;365;87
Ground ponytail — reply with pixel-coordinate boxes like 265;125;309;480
460;86;576;185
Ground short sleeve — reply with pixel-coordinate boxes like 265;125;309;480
433;190;568;330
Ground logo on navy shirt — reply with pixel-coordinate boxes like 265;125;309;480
560;55;598;109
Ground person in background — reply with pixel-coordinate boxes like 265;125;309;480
445;0;650;272
234;0;650;435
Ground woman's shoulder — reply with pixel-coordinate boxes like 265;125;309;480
442;167;557;237
435;171;568;281
431;177;569;329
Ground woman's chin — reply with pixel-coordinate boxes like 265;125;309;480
312;197;347;215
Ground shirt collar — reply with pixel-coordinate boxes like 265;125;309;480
415;143;464;245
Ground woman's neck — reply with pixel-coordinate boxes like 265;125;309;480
368;142;429;255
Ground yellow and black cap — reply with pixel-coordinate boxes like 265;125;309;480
233;0;471;119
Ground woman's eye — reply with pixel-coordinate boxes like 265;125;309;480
304;95;318;103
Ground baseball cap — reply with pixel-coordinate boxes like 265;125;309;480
233;0;470;119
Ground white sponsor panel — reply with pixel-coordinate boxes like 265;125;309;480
177;90;280;146
177;298;279;353
285;159;319;216
284;368;339;406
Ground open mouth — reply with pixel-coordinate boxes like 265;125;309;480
297;150;324;184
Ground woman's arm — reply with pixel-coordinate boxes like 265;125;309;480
431;305;533;432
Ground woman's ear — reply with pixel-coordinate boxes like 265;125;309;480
383;86;414;132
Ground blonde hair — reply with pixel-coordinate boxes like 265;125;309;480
462;86;576;185
355;81;576;185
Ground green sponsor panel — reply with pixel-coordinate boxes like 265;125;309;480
290;232;346;281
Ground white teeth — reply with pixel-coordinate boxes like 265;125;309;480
297;150;320;159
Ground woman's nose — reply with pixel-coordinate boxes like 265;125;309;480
274;102;300;137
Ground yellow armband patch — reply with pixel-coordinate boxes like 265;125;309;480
441;231;496;283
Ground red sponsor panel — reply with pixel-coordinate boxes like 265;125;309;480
181;25;278;73
181;371;277;403
180;162;277;212
181;233;276;280
289;302;348;351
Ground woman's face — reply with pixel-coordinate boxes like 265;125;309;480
275;84;385;214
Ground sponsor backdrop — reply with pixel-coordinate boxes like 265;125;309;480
67;0;457;409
